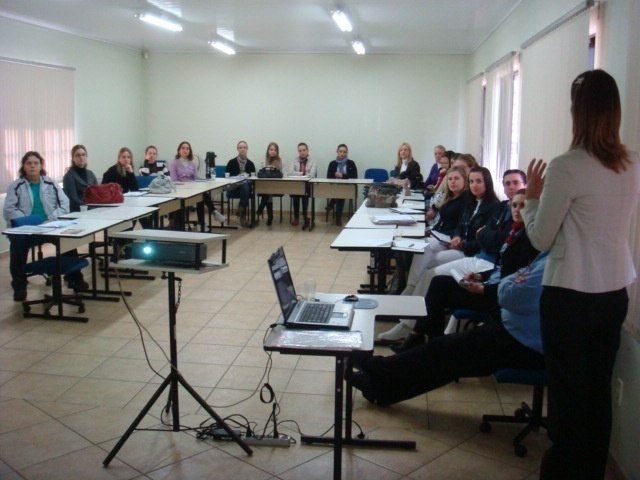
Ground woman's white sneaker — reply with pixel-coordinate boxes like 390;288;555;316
376;322;412;343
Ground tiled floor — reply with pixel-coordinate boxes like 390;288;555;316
1;217;555;479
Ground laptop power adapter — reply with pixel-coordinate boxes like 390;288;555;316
244;434;291;447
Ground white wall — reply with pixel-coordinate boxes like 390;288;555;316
144;53;466;176
469;1;640;478
0;17;146;252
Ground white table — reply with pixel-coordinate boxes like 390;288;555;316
264;293;426;480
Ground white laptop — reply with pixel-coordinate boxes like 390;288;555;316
268;247;354;330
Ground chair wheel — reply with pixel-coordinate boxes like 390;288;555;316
514;444;527;457
480;421;492;433
79;306;86;313
514;408;526;420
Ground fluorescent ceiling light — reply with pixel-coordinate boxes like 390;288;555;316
331;10;353;32
209;41;236;55
136;13;182;32
351;40;366;55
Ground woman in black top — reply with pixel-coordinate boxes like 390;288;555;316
102;147;139;193
62;144;98;212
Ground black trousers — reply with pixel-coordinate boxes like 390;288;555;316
414;275;500;338
539;286;628;480
363;322;544;406
291;195;309;218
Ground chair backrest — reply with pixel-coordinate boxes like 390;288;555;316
135;175;154;189
364;168;389;183
215;165;226;178
389;169;397;178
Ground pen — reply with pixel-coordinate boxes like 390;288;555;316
408;243;414;247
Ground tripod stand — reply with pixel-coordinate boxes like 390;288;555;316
103;270;252;466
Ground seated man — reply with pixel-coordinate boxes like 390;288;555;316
225;140;256;226
352;252;548;406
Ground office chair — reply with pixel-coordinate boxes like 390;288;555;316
10;215;51;286
135;175;154;189
364;168;389;183
480;368;548;457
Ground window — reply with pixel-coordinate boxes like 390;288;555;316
0;59;74;192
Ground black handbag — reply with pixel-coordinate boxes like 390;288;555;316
257;167;283;179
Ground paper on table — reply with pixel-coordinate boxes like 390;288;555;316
269;329;363;350
391;207;425;214
123;191;147;196
370;214;417;225
42;220;78;228
392;239;428;252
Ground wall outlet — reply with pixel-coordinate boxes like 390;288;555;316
616;378;624;406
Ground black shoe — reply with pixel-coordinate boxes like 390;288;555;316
266;217;273;226
302;217;310;230
13;290;27;302
68;279;89;292
390;333;425;354
350;371;376;404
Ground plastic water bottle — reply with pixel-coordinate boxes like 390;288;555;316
210;167;216;179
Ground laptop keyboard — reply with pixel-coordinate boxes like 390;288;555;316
299;302;333;323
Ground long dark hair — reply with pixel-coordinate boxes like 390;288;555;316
570;69;629;172
19;151;47;177
175;141;193;160
469;166;498;203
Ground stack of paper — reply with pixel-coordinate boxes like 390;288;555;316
370;214;417;225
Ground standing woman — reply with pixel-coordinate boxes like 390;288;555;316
522;70;640;480
63;144;98;212
102;147;139;193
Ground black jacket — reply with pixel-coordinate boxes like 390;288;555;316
452;196;500;256
327;159;358;179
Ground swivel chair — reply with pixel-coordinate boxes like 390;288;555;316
480;368;548;457
364;168;389;183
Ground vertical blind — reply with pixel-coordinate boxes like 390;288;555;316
518;11;590;164
481;53;516;182
0;59;74;192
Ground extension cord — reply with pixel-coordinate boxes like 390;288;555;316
243;434;291;447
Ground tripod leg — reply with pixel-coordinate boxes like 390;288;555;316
176;373;253;455
103;375;172;466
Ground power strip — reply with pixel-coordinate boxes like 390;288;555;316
244;434;291;447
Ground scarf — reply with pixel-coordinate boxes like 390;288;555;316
505;221;524;244
299;158;307;175
336;158;348;175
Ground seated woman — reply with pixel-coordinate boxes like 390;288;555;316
138;145;168;176
224;140;256;226
290;142;317;230
407;166;500;287
380;189;538;345
63;144;98;212
423;151;450;199
257;142;285;226
353;252;548;406
393;190;539;352
390;142;422;190
326;143;358;226
168;140;225;228
102;147;139;193
392;165;469;293
3;151;87;301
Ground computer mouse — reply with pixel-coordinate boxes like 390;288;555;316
344;294;359;302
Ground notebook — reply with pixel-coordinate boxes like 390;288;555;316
268;247;353;330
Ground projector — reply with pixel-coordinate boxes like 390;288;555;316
125;241;207;268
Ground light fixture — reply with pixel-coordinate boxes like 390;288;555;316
331;9;353;32
209;41;236;55
135;13;182;32
351;40;366;55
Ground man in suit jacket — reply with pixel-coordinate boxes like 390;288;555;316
225;140;256;226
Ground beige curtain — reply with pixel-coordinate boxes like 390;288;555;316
0;59;74;190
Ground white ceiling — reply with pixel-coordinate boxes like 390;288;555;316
0;0;521;55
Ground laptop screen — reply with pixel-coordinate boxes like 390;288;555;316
268;247;298;319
